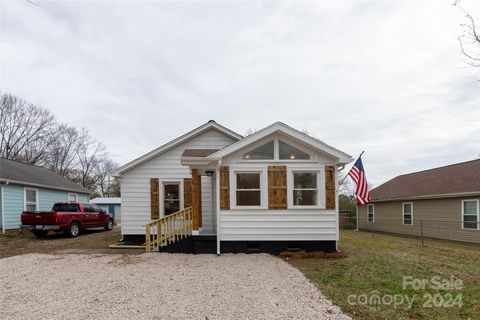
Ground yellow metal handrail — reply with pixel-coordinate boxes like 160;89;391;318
145;206;193;252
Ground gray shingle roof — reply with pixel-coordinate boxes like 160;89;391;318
0;158;91;194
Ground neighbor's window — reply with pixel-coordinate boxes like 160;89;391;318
243;141;274;160
164;183;180;215
68;193;78;202
403;202;413;225
25;188;38;211
462;200;479;230
293;172;318;206
367;204;374;222
279;141;310;160
236;173;261;206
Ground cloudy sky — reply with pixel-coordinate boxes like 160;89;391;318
1;0;479;186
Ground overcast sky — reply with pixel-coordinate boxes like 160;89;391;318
1;0;479;186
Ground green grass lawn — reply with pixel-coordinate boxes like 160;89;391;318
288;231;480;320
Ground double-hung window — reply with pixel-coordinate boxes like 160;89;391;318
236;173;261;206
367;204;374;223
462;200;479;230
68;193;78;202
164;183;180;215
403;202;413;225
25;188;38;211
292;172;318;206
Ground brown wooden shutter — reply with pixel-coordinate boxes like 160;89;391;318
220;166;230;210
268;166;287;209
184;178;192;208
325;166;335;209
150;178;159;220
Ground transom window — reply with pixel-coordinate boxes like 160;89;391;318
403;202;413;225
462;200;479;230
367;204;374;223
279;141;310;160
293;172;317;206
243;141;274;160
164;183;180;215
25;188;38;211
236;173;261;206
68;193;78;202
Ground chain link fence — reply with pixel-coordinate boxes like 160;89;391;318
339;215;480;245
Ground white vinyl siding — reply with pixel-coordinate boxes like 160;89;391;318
219;210;338;241
120;128;237;235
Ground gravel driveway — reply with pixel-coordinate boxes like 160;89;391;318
0;253;349;320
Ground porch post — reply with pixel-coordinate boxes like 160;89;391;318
191;169;202;232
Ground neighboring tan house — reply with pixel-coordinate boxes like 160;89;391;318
0;158;91;233
90;197;121;222
112;121;352;254
358;159;480;244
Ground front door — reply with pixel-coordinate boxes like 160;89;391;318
163;182;180;216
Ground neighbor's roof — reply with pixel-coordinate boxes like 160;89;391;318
112;120;242;176
371;159;480;201
90;197;121;205
0;158;92;194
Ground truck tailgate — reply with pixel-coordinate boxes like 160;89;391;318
21;211;57;225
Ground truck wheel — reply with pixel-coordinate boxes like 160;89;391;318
105;219;114;231
32;230;49;238
69;222;80;237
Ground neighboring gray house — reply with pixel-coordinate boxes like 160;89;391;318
0;158;91;233
90;197;121;221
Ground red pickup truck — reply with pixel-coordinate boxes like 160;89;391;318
21;202;114;238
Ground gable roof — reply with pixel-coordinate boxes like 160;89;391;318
0;158;92;194
207;122;352;164
371;159;480;201
112;120;242;176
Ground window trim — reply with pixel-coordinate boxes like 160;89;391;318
461;199;479;230
239;137;314;163
402;202;413;225
367;204;374;223
160;180;184;217
24;187;39;212
68;193;78;202
230;168;267;209
287;167;324;209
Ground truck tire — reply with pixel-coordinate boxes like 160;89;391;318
105;218;113;231
68;222;80;238
32;230;49;238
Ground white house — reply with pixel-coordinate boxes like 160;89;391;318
112;121;352;254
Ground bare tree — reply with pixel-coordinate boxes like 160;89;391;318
46;124;82;177
0;93;56;164
456;1;480;68
94;159;119;197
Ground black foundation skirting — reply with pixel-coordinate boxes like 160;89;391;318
122;234;337;254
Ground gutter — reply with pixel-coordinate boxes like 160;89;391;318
371;191;480;202
0;178;91;195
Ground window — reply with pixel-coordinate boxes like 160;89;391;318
279;141;310;160
52;203;80;212
243;141;274;160
367;204;374;222
164;183;180;215
293;172;317;206
236;173;261;206
462;200;479;230
68;193;78;202
24;188;38;211
403;202;413;225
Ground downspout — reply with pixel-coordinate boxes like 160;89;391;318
216;160;222;255
335;164;340;252
1;184;5;234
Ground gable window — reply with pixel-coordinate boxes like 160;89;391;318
462;200;479;230
367;204;374;223
68;193;78;202
279;141;310;160
403;202;413;225
293;172;318;206
164;183;180;215
24;188;38;211
243;141;274;160
236;173;261;206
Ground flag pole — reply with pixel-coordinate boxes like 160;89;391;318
336;150;365;191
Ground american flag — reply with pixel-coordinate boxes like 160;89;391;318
348;157;371;205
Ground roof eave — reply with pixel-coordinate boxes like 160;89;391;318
370;191;480;202
0;178;92;194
